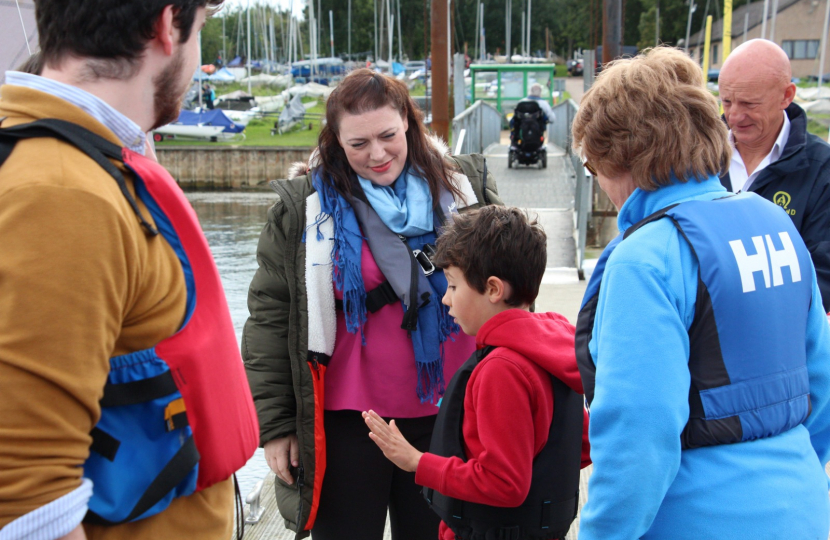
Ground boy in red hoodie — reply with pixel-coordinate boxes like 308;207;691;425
364;206;591;540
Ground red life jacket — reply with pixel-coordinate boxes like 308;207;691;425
0;119;260;524
123;147;260;490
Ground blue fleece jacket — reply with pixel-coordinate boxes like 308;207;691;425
578;175;830;540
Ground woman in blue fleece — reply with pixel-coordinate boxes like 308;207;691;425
572;47;830;539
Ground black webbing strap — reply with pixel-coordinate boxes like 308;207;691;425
0;118;159;236
334;280;398;313
85;436;200;525
90;427;121;462
481;158;491;205
100;370;179;408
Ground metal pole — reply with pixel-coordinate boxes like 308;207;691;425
389;6;394;66
761;0;768;39
769;0;779;42
481;3;485;62
247;0;252;94
702;15;713;82
348;0;352;60
318;0;322;58
330;10;334;58
454;52;465;115
656;0;660;45
432;0;450;141
685;0;696;52
397;0;403;62
817;0;830;89
722;0;732;63
474;2;480;62
521;12;525;57
506;0;512;62
527;0;532;59
743;11;748;44
374;0;378;62
602;0;621;65
222;15;226;66
198;30;203;110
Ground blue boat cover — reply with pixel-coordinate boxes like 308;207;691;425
176;110;245;134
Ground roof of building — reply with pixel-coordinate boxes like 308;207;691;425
687;0;801;47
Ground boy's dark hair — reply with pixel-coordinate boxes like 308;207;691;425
36;0;224;78
433;206;547;307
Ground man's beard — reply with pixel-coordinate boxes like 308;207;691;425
151;49;188;130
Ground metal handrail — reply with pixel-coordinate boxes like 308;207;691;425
451;100;501;155
549;99;593;279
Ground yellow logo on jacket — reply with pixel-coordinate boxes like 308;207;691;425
773;191;796;216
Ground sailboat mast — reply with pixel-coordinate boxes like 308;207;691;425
247;0;252;94
396;0;403;62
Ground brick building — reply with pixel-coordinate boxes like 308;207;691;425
687;0;829;79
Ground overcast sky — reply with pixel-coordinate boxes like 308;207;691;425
219;0;305;18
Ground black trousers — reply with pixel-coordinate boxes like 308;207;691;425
311;410;441;540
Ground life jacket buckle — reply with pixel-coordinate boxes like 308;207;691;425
413;248;435;276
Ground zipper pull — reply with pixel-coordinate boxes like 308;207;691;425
310;355;321;380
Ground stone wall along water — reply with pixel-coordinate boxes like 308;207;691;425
157;146;314;189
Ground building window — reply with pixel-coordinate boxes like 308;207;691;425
783;40;821;60
712;44;719;63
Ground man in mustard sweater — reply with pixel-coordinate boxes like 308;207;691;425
0;1;258;539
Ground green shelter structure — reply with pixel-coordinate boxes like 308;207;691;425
469;63;557;118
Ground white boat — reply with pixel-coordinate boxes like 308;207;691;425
152;124;227;142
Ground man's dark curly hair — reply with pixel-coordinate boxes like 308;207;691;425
433;206;547;307
36;0;224;78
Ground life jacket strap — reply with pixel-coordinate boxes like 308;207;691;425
0;118;159;236
100;370;179;407
334;280;398;313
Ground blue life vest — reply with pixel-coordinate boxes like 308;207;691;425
576;193;813;449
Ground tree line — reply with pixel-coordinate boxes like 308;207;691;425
200;0;746;67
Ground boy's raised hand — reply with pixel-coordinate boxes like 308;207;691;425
362;410;423;472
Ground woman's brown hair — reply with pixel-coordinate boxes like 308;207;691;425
572;47;731;190
316;68;460;201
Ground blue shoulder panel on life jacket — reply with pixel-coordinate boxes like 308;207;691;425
131;173;197;328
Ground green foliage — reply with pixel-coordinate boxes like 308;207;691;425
199;0;713;73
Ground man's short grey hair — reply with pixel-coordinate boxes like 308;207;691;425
530;83;543;96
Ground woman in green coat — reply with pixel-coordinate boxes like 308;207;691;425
242;69;502;540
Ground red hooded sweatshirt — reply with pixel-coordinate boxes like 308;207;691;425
414;309;591;540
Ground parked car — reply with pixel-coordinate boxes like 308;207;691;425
567;58;584;76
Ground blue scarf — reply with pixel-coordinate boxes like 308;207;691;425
310;170;458;403
357;166;434;237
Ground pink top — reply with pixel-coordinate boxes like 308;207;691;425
326;240;475;417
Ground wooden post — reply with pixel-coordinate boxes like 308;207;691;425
432;0;450;141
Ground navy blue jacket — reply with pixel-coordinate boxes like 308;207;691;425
721;103;830;312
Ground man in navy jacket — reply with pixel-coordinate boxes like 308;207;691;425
719;39;830;313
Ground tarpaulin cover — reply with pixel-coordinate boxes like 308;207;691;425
176;109;245;134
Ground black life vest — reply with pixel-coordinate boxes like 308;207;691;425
424;346;583;540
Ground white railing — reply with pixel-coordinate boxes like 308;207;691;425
550;99;593;279
451;100;502;155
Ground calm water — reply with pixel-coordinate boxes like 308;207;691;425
186;191;278;498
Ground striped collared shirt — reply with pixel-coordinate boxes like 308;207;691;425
4;71;146;155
